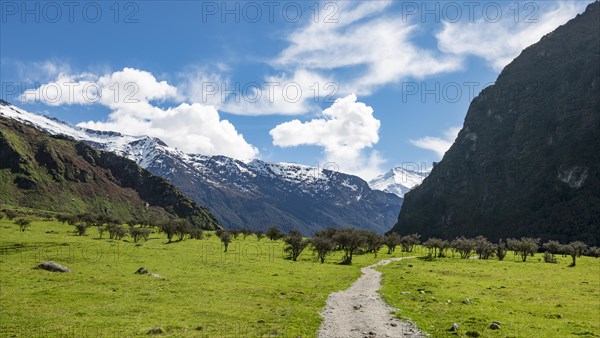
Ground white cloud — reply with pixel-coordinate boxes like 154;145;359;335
270;94;383;179
221;69;332;116
21;67;258;160
272;1;462;96
410;127;461;158
436;1;590;71
79;103;258;160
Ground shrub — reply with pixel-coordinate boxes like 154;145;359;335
266;226;284;241
188;228;204;240
543;252;557;263
474;236;496;260
14;218;32;232
507;237;540;262
362;231;383;257
107;224;127;240
255;230;265;241
564;241;588;266
399;234;420;252
496;240;507;261
130;227;151;242
383;233;401;254
219;232;231;252
451;236;475;259
98;226;106;238
74;222;89;236
284;230;310;261
587;246;600;258
5;210;18;220
333;228;366;265
310;236;335;263
159;222;177;243
423;238;450;258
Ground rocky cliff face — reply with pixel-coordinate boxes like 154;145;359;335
391;2;600;245
0;117;220;229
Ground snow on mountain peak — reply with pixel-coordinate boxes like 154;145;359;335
369;165;431;198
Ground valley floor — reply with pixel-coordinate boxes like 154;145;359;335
1;218;598;337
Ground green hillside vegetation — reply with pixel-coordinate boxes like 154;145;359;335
0;117;219;229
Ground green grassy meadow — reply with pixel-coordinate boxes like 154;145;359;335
379;254;600;337
0;217;411;337
1;216;599;337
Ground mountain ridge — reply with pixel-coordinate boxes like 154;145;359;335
0;100;402;235
390;1;600;245
0;115;221;229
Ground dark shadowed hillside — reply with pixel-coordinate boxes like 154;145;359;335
0;117;220;229
391;2;600;245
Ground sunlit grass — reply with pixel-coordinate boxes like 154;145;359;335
379;253;600;337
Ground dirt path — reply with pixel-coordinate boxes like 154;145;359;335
317;257;425;338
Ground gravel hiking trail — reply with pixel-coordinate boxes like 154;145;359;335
317;257;425;338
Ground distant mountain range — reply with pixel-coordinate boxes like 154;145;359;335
368;166;430;198
391;1;600;246
0;115;220;229
0;100;402;235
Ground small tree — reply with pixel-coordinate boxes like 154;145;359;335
5;210;18;220
507;237;540;262
74;222;89;236
14;218;32;232
175;220;192;241
587;247;600;258
423;238;450;258
451;236;475;259
383;233;401;254
159;222;177;243
474;236;496;260
362;231;383;257
266;226;284;241
130;227;151;243
188;228;204;240
310;236;335;263
542;240;561;263
220;231;231;252
496;240;507;261
284;230;310;261
333;228;366;265
98;226;106;239
106;224;126;240
400;234;421;252
564;241;588;266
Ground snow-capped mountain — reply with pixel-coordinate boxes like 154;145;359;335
0;100;402;234
369;166;431;198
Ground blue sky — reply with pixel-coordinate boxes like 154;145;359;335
0;0;591;179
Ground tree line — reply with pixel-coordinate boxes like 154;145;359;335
3;209;599;266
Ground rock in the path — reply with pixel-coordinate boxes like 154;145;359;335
135;267;148;274
449;323;460;331
489;322;501;330
37;261;70;272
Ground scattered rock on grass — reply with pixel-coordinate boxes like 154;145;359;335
135;267;148;274
449;323;460;331
37;261;70;272
147;327;165;335
489;321;501;330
